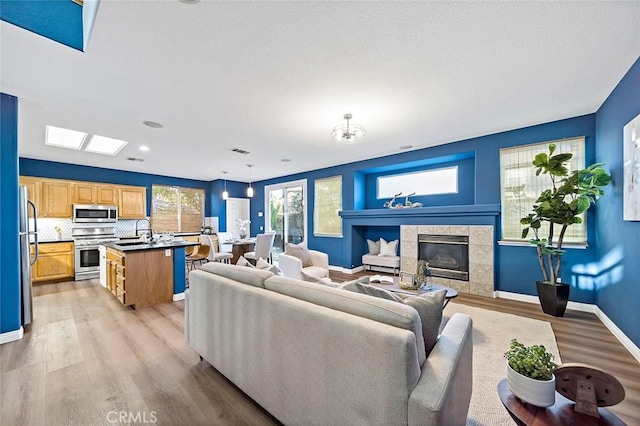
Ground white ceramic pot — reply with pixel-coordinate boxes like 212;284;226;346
507;364;556;407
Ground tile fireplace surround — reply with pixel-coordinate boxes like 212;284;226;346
400;225;494;297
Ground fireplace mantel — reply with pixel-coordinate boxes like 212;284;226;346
340;204;500;225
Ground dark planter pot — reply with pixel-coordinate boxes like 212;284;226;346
536;281;570;317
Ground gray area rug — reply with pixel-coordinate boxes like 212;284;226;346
442;303;561;426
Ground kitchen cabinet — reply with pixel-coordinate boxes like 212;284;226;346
41;180;72;217
19;176;41;213
96;185;118;204
19;176;146;219
32;242;74;283
105;246;173;308
118;186;147;219
73;182;96;204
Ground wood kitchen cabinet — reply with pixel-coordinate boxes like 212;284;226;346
32;242;74;283
105;247;173;308
118;186;147;219
19;176;41;213
41;180;73;217
19;176;146;219
73;182;96;204
96;185;118;204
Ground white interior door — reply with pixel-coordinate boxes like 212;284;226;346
226;198;250;238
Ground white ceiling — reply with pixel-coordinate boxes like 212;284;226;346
2;1;639;183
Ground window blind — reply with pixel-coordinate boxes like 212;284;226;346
151;185;204;233
313;175;342;237
500;137;586;244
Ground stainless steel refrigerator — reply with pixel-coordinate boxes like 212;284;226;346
18;186;38;326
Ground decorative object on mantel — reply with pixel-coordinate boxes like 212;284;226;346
331;113;366;144
504;338;558;407
383;192;423;209
520;143;611;317
398;271;418;289
236;219;250;239
554;363;625;418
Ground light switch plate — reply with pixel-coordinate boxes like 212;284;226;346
258;211;263;217
165;249;171;256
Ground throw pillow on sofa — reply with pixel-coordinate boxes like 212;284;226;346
236;256;253;267
300;271;340;288
378;238;399;257
366;239;381;255
285;242;313;267
256;257;283;275
343;281;446;354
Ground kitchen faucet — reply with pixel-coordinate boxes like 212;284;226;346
135;218;153;241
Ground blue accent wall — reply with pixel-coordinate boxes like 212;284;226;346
173;247;186;294
1;0;85;51
595;56;640;347
1;93;21;334
19;158;211;217
251;114;599;303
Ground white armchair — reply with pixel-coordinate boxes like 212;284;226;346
279;249;330;280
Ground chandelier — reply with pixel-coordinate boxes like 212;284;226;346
331;113;366;144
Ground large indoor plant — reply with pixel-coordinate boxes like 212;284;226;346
520;143;611;316
504;338;558;407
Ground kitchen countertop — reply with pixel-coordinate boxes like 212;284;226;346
31;238;74;243
104;240;199;252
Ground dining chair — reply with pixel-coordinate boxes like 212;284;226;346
200;234;232;264
216;232;234;253
243;232;275;264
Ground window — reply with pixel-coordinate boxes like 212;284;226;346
377;166;458;199
500;137;586;244
151;185;204;233
314;175;342;237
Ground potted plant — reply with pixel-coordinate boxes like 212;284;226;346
504;338;558;407
520;143;611;317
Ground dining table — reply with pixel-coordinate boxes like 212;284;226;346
224;239;256;264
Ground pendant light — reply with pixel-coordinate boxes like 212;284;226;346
246;164;254;198
222;171;229;200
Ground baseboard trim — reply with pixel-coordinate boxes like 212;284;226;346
495;291;639;362
330;265;364;274
0;327;24;345
494;291;596;313
594;307;640;364
173;293;185;301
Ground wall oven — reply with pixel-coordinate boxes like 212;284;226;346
73;228;117;280
73;204;118;223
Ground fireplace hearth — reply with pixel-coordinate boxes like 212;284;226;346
418;234;469;281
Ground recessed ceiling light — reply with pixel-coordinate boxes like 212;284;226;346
281;158;291;162
139;146;150;152
178;0;200;4
399;144;413;150
85;135;128;156
142;121;163;128
45;125;88;150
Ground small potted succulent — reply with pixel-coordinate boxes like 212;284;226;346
504;338;558;407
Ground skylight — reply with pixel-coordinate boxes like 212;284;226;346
45;125;88;150
84;135;128;156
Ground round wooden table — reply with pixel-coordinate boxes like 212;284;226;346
497;379;625;425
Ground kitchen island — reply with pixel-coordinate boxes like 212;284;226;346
103;240;198;308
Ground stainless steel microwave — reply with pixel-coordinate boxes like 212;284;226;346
73;204;118;223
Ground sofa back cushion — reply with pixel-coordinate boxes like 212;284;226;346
264;275;426;364
200;262;273;288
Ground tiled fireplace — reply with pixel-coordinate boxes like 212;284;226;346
401;225;494;297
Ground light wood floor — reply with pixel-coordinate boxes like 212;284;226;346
1;274;638;425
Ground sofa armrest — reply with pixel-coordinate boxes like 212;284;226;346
408;313;473;426
278;253;303;280
309;250;329;271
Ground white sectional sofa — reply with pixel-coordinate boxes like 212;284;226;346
185;263;473;426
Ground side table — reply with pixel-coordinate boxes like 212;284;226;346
497;379;625;426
